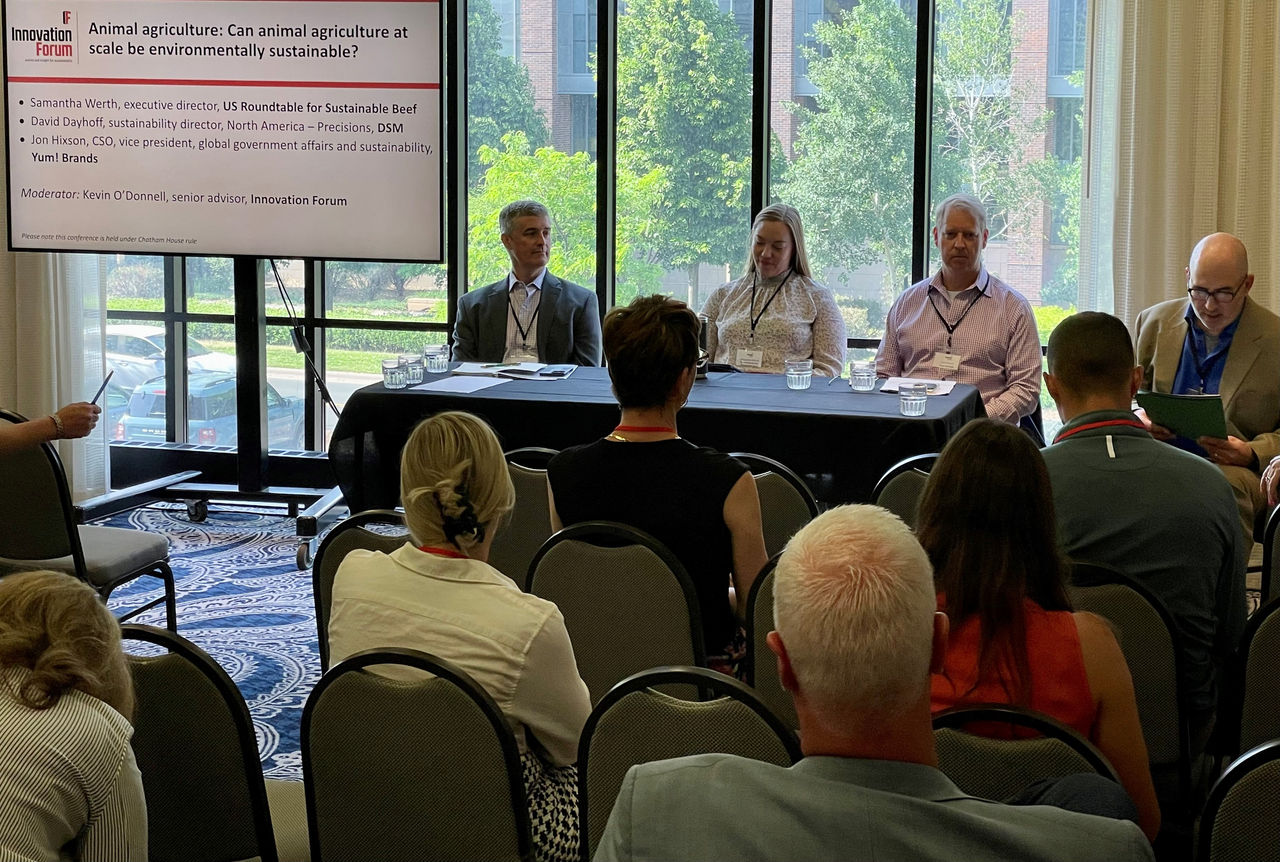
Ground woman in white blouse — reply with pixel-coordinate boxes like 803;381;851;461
0;570;147;862
328;410;591;862
702;203;847;377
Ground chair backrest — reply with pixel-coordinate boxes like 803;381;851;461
578;666;801;860
1067;565;1189;794
1236;595;1280;753
302;648;531;862
1262;505;1280;604
527;521;705;704
0;409;86;572
487;450;557;583
728;452;818;558
743;556;796;729
932;705;1120;802
871;453;938;529
121;624;278;862
312;509;408;671
1199;739;1280;862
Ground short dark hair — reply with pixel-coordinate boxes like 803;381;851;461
1046;311;1135;395
604;295;699;408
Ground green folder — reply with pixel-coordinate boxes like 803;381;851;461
1135;391;1228;440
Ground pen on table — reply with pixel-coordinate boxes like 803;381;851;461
90;370;114;405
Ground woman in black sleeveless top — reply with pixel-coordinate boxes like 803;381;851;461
547;295;769;659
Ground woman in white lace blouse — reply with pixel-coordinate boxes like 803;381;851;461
702;204;847;377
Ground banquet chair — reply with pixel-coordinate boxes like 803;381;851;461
871;453;938;529
303;648;531;862
577;666;801;861
1067;565;1192;816
1261;505;1280;604
312;508;408;671
527;521;705;704
932;705;1120;801
486;447;558;584
1233;595;1280;754
0;409;176;630
1198;739;1280;862
122;624;307;862
743;555;796;729
728;452;819;557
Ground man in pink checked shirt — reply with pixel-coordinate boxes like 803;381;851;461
875;193;1042;429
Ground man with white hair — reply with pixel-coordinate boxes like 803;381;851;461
876;193;1042;428
592;505;1153;862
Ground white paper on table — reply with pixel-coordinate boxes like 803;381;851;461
452;362;546;377
879;377;956;395
412;377;510;393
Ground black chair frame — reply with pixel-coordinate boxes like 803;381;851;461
526;520;708;667
1067;561;1193;805
869;452;939;502
932;703;1121;783
301;647;533;862
577;665;802;862
312;508;406;670
726;452;819;518
1197;738;1280;862
505;446;560;469
1;409;176;630
121;623;279;862
1260;505;1280;604
742;553;781;687
1223;593;1280;757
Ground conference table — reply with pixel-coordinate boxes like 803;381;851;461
328;367;985;511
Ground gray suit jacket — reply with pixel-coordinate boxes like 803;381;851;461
593;754;1153;862
451;273;602;365
1134;296;1280;466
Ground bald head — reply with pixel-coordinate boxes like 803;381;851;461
1187;232;1254;336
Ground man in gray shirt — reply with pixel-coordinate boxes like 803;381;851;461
593;504;1152;862
1041;311;1246;747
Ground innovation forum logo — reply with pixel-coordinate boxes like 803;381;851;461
10;10;75;62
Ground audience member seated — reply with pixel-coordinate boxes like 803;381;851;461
0;569;147;862
1133;232;1280;544
918;419;1160;840
0;401;101;453
701;204;846;377
1041;311;1245;752
592;505;1154;862
547;295;770;665
328;411;592;862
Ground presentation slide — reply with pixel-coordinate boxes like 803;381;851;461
3;0;441;261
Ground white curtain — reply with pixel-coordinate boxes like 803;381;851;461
1081;0;1280;323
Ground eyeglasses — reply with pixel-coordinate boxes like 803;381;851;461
1188;279;1246;304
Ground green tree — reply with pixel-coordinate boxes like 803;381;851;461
616;0;753;300
468;132;665;297
467;0;548;187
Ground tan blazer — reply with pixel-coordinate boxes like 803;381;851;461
1134;296;1280;466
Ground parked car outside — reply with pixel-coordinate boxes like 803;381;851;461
105;324;237;391
117;372;305;449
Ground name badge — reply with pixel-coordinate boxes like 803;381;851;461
932;351;962;373
736;348;764;369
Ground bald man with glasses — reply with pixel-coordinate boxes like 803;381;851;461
1134;232;1280;543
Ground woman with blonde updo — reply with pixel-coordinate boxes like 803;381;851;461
328;410;591;862
0;569;148;861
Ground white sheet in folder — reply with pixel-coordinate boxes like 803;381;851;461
879;377;955;395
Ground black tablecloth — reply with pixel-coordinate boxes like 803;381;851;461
328;367;985;511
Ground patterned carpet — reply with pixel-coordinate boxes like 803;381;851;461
102;505;321;781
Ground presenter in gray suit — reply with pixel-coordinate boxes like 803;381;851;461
451;200;602;365
593;504;1154;862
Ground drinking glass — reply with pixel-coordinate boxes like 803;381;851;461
424;345;449;374
899;382;928;416
850;361;876;392
399;354;424;385
382;358;408;390
785;359;813;390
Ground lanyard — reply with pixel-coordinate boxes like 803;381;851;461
418;545;468;559
927;282;986;350
614;425;675;433
1183;325;1227;394
1052;418;1147;444
508;288;541;345
748;270;793;341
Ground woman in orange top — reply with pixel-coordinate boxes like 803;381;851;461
918;419;1160;842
